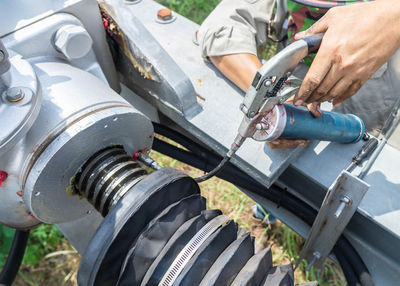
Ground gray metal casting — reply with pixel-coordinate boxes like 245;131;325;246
0;0;120;92
0;50;41;158
23;60;153;224
0;14;153;228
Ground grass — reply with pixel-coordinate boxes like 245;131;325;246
1;1;345;285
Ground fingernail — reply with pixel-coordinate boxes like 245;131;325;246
333;101;341;107
295;100;304;106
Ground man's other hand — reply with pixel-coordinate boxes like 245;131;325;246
294;0;400;107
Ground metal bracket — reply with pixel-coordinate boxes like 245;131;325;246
297;170;369;271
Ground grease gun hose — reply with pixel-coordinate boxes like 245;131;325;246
0;229;30;286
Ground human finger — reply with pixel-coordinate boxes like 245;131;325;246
304;59;342;103
332;80;363;107
294;11;331;40
267;139;309;150
323;77;354;108
294;46;333;106
307;102;322;118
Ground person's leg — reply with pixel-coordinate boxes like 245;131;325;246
252;204;276;225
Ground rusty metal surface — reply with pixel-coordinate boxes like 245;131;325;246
298;171;369;271
100;1;201;118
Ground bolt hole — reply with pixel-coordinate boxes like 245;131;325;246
113;117;118;122
87;210;92;215
104;124;108;129
34;191;41;197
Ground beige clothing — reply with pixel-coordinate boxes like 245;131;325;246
198;0;274;58
198;0;400;135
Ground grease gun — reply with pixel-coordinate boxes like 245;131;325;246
195;34;365;182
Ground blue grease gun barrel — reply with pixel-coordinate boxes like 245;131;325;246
255;103;365;143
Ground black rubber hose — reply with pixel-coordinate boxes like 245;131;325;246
0;229;30;286
152;135;375;286
334;246;361;286
194;155;231;183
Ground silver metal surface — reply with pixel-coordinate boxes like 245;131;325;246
242;37;318;118
298;171;369;270
56;210;103;254
159;215;230;286
0;0;120;91
0;50;41;157
2;13;108;87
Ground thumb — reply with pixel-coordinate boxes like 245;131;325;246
307;102;322;118
295;13;330;40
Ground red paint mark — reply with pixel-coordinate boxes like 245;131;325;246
0;171;8;187
102;17;109;28
16;191;23;197
29;213;36;219
133;148;148;160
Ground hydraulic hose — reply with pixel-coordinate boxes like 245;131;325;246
0;229;30;286
152;124;375;286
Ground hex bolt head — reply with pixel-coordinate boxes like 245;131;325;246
5;87;25;103
264;80;272;87
157;8;172;21
54;24;93;60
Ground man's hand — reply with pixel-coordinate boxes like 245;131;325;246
294;0;400;107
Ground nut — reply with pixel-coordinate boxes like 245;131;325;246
5;87;25;103
54;24;93;60
157;9;172;21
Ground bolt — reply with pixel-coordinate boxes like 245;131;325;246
249;111;256;117
334;196;352;218
306;251;321;271
256;123;269;130
157;8;172;21
54;24;93;60
264;80;272;87
5;87;25;103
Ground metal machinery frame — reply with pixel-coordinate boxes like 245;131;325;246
0;0;399;285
